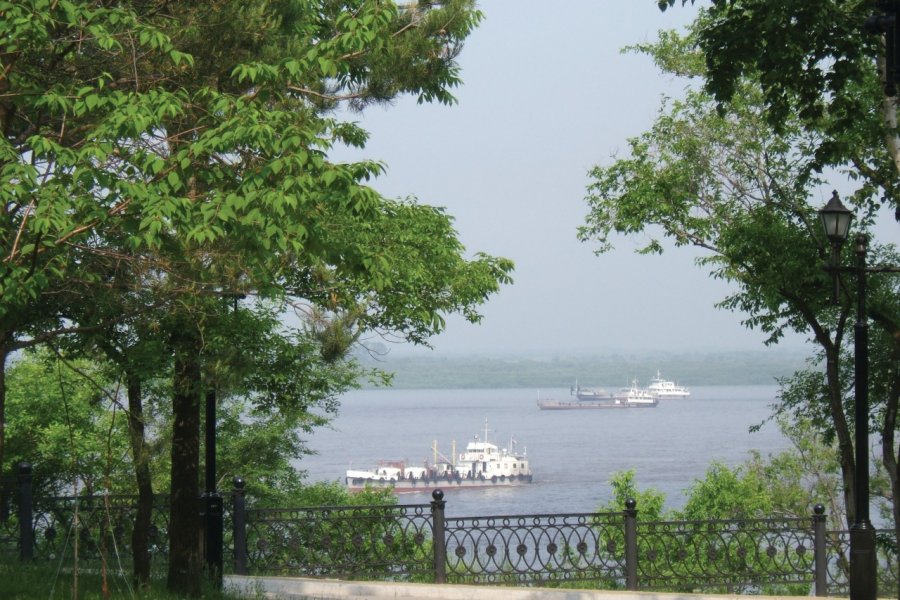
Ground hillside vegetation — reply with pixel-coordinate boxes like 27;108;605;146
358;350;810;389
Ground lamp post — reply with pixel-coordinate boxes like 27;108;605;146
203;292;243;586
203;387;222;586
818;192;875;600
865;1;900;97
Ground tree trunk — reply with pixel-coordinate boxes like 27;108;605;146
824;342;857;529
879;345;900;598
875;55;900;177
126;372;153;589
166;328;202;596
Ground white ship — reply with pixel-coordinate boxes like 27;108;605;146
613;379;657;405
345;421;532;492
647;371;691;399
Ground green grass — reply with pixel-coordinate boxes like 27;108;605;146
0;562;248;600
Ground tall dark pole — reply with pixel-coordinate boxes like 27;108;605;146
204;388;223;586
849;234;876;600
205;389;216;495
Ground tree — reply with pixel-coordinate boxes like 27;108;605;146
580;23;899;559
658;0;900;210
600;420;847;594
2;1;512;594
4;351;130;498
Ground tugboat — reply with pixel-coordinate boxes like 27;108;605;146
345;420;533;492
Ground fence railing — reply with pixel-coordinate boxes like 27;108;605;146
2;463;898;596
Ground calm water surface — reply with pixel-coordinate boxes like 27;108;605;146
299;386;790;517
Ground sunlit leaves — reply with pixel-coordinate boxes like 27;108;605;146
1;0;509;345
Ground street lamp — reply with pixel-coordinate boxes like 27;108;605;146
203;292;243;586
204;387;222;586
820;191;854;302
820;190;854;243
818;191;875;600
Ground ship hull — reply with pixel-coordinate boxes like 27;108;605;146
346;474;533;493
537;399;657;410
575;392;614;401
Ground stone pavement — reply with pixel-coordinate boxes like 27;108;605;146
224;575;814;600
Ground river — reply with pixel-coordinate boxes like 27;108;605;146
298;385;791;518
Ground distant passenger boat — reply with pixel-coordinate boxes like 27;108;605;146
647;371;691;399
345;420;532;492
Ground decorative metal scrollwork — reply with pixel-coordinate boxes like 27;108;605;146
26;494;170;574
444;511;626;585
245;502;433;580
635;517;816;593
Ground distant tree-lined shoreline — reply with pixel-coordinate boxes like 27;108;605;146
358;350;809;389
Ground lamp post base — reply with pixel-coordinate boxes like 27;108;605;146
849;524;877;600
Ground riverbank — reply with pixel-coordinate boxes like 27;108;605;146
356;349;809;389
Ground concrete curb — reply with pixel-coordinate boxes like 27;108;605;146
224;575;810;600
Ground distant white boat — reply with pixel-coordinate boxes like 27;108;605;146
647;371;691;399
613;379;657;404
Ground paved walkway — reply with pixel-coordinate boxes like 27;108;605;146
224;575;814;600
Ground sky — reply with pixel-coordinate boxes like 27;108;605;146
333;1;900;358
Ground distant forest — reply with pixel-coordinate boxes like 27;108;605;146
356;349;811;389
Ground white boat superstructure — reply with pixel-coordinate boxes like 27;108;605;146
455;424;531;480
647;371;691;399
345;420;532;491
614;379;657;405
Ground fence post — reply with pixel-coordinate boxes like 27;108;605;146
18;462;33;561
232;477;248;575
624;498;638;591
431;489;447;584
813;504;827;596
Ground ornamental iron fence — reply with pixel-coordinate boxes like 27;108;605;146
634;514;819;594
2;462;898;596
823;529;898;597
442;510;627;586
29;493;172;573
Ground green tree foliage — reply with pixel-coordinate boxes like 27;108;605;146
2;344;357;499
2;1;511;592
657;0;900;207
4;351;130;498
599;420;844;594
598;470;668;521
678;462;774;521
581;24;899;552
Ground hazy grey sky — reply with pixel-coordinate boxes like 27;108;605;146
334;1;900;357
